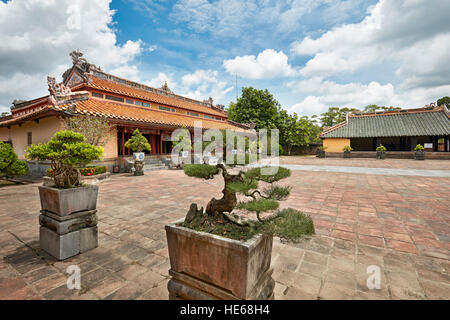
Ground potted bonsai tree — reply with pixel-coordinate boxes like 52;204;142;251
26;131;103;260
414;144;425;160
171;132;193;168
437;138;445;152
0;141;29;179
342;145;353;158
165;159;315;300
124;129;151;176
376;144;387;159
316;146;327;158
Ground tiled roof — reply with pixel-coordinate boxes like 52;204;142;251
78;76;227;117
321;107;450;138
55;99;245;131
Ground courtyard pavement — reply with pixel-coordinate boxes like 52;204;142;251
0;157;449;300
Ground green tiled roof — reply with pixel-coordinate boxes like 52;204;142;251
321;109;450;138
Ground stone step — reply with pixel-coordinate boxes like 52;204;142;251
144;165;167;171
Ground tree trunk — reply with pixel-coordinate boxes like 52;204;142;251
205;164;241;217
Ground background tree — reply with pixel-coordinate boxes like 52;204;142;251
64;115;112;146
228;87;281;130
437;96;450;108
0;142;29;178
320;107;360;127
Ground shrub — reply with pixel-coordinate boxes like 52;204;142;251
376;144;387;152
181;162;314;242
27;131;103;188
124;129;151;153
342;145;353;152
318;146;327;151
438;138;444;143
414;144;425;151
0;142;29;177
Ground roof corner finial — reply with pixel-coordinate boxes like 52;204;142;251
161;81;172;93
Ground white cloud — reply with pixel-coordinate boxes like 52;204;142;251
287;0;450;116
291;0;450;87
146;69;233;104
223;49;298;80
0;0;145;112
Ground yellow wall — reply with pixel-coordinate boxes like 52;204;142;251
323;138;351;152
0;116;64;159
102;126;118;159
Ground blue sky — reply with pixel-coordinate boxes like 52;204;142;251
1;0;449;115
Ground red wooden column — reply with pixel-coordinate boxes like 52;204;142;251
121;130;125;156
159;134;163;155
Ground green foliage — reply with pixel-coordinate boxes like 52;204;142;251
228;87;281;130
414;144;424;151
318;146;327;151
376;144;387;152
244;166;291;183
183;164;220;179
263;185;291;201
0;142;29;177
438;138;445;143
124;129;151;153
227;179;258;194
320;107;360;127
237;198;279;213
437;96;450;108
261;208;315;242
26;131;103;188
342;145;353;152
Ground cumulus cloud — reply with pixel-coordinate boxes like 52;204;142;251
291;0;450;87
287;0;450;116
223;49;298;80
0;0;145;112
146;69;233;104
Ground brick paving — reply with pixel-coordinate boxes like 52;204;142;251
0;157;449;300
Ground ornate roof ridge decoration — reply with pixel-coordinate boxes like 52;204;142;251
47;75;89;106
349;106;443;118
160;81;173;93
62;51;101;85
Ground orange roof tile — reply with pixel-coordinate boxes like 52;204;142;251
77;76;227;117
53;99;245;131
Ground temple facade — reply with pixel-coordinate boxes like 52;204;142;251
0;52;250;172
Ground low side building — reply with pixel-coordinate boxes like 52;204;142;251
320;106;450;155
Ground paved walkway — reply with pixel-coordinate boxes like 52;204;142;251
265;164;450;177
0;157;449;300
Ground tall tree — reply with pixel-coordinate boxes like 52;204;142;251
319;107;359;127
228;87;281;130
437;96;450;108
64;115;112;146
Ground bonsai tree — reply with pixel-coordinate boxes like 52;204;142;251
376;145;387;152
0;142;29;178
342;145;353;152
26;131;103;188
182;160;314;242
414;144;424;151
124;129;151;153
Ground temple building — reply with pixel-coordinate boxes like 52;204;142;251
320;106;450;156
0;51;250;172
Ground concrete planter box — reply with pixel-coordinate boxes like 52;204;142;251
414;150;425;160
165;219;274;300
316;150;326;158
376;151;386;159
38;185;99;217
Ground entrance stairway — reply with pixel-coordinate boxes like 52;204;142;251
143;156;168;172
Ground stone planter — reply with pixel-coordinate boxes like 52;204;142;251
316;150;325;158
343;151;351;158
376;151;386;159
165;219;274;300
414;150;425;160
38;185;98;216
38;185;99;260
